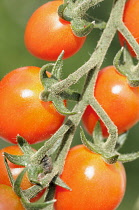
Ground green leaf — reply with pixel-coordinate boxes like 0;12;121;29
14;168;28;197
80;126;102;154
21;197;56;210
58;1;70;20
71;18;95;37
4;152;28;166
60;89;81;101
83;13;106;30
51;51;64;80
4;156;15;186
52;176;71;191
118;152;139;163
52;96;77;115
115;132;128;151
40;63;55;88
17;135;35;155
92;121;104;145
113;47;139;87
28;164;44;185
23;185;43;201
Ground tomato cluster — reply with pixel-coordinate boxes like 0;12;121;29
1;0;139;209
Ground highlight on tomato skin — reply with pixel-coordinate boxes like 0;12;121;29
0;66;66;144
118;0;139;57
0;184;24;210
24;1;86;61
54;145;126;210
82;65;139;137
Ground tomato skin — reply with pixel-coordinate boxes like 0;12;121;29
0;66;65;144
0;184;24;210
55;145;126;210
0;145;44;202
118;0;139;57
82;66;139;137
24;1;86;61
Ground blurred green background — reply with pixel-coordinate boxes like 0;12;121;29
0;0;139;209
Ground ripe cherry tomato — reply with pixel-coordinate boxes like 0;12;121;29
55;145;126;210
82;66;139;137
0;145;44;202
0;66;65;144
118;0;139;57
24;1;86;61
0;184;24;210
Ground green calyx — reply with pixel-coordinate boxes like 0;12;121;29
4;134;71;207
39;51;81;115
113;47;139;87
58;0;105;37
80;124;139;164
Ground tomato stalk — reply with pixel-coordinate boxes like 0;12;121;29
51;0;126;94
118;22;139;60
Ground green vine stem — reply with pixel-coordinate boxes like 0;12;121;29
118;22;139;59
73;0;105;18
28;0;125;176
21;1;127;205
50;0;126;94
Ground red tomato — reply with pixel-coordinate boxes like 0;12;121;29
82;66;139;137
55;145;126;210
24;1;86;61
0;184;24;210
0;66;65;144
0;145;44;202
118;0;139;57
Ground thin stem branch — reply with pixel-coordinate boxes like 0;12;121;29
118;22;139;59
74;0;104;18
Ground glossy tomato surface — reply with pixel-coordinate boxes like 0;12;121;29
118;0;139;57
82;66;139;137
0;66;65;144
55;145;126;210
0;184;24;210
24;1;86;61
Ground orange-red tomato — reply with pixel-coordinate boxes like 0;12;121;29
24;1;86;61
0;145;44;202
55;145;126;210
0;66;65;144
82;66;139;137
0;184;24;210
118;0;139;57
